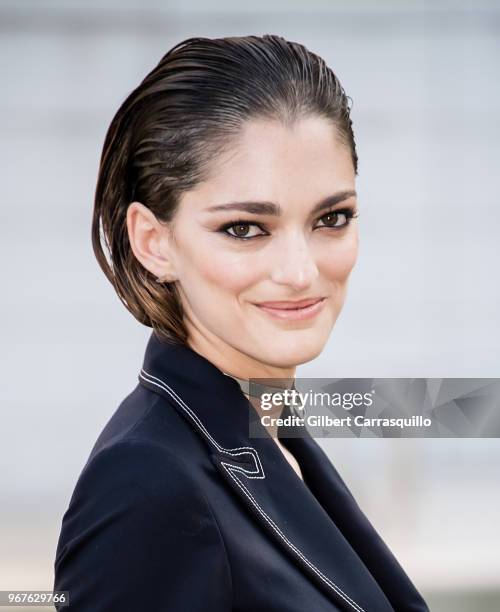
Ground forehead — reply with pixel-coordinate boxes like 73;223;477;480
185;116;355;208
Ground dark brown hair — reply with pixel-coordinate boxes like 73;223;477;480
92;34;358;345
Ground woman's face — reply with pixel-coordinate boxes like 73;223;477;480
158;116;358;371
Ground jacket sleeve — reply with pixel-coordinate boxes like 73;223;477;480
53;439;232;611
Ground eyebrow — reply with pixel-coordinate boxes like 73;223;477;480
204;190;357;217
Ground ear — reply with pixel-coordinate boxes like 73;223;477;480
126;201;178;282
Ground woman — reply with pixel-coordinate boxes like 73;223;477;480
53;35;429;611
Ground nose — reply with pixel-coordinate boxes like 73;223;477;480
269;231;319;291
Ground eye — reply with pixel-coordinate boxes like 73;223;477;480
315;208;358;229
220;222;268;240
217;207;359;241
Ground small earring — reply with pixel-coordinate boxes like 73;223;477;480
155;274;172;283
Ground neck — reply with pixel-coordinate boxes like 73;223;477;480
184;314;297;440
185;319;297;381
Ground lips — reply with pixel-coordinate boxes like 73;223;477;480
252;297;327;321
254;297;324;310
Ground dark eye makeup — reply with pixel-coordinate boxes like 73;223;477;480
217;207;359;241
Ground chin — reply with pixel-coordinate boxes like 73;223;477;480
258;332;329;369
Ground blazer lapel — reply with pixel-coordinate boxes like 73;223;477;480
281;426;429;611
211;416;396;612
138;332;396;612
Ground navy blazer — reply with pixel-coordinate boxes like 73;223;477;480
54;331;430;611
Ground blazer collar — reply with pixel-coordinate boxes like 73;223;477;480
138;332;415;612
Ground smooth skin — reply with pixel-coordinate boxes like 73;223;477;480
127;116;359;477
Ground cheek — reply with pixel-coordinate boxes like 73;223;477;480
186;245;262;295
319;234;358;282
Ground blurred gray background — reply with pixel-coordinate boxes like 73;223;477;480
1;0;499;610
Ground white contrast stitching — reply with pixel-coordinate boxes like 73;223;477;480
139;367;365;612
139;369;264;478
220;462;366;612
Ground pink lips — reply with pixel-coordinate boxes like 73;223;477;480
253;297;327;321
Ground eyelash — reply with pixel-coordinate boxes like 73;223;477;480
217;207;359;241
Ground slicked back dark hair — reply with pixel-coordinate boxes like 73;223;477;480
92;34;358;345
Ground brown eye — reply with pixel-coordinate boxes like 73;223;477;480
222;222;267;239
232;224;250;237
316;209;356;230
321;212;341;227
